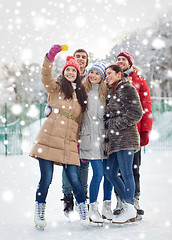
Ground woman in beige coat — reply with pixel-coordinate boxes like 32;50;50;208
29;44;89;229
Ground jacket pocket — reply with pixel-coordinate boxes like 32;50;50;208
80;126;91;150
80;134;91;150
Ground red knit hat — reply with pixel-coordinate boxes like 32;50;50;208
62;56;81;76
116;51;134;66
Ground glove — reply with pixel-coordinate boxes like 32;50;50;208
140;131;150;147
47;44;62;62
80;159;88;163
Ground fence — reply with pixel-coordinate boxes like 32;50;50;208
0;98;172;155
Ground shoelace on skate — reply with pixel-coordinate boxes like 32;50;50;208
38;203;45;221
78;204;87;220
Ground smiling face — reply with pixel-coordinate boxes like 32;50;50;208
63;66;77;82
116;56;130;71
88;70;102;84
105;68;121;87
74;51;88;73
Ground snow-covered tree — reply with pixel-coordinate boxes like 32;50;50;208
0;61;47;104
105;12;172;98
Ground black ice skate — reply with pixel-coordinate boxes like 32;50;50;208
61;194;74;217
134;196;144;220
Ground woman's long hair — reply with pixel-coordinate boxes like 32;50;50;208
82;76;107;105
106;65;124;94
60;72;88;112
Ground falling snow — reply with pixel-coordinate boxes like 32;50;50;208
0;0;172;238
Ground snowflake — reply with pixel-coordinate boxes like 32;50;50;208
2;190;14;202
167;70;172;78
75;16;86;28
152;38;165;49
150;130;160;141
4;140;8;145
38;148;43;153
11;104;22;115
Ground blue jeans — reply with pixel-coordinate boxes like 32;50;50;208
36;158;86;203
105;150;135;205
89;159;113;203
103;159;113;201
62;160;89;196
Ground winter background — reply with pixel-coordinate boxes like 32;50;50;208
0;0;172;239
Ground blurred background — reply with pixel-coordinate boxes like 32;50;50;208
0;0;172;155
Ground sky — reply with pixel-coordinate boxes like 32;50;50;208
0;0;172;67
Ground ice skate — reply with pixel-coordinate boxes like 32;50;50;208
102;200;114;221
77;202;90;228
34;201;47;230
88;202;104;226
113;195;123;215
61;194;74;218
112;202;136;224
75;196;88;213
134;196;144;221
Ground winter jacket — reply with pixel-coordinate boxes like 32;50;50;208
81;69;87;81
29;55;82;166
104;78;143;157
80;84;105;160
129;71;153;145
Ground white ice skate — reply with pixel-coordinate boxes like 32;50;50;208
113;195;123;215
112;202;136;224
77;202;90;228
88;202;104;226
102;200;114;221
34;201;47;230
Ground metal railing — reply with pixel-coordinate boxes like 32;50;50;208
0;98;172;155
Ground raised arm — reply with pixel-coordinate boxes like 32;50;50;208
41;45;62;93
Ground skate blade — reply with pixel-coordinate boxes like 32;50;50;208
136;215;142;221
82;223;89;229
35;225;45;230
89;219;104;227
112;217;136;224
102;215;112;221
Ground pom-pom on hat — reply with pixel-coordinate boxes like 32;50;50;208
88;61;107;80
116;51;134;66
62;56;81;76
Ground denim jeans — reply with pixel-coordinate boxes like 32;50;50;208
103;159;113;201
133;150;141;197
62;160;89;196
36;158;86;203
89;159;113;203
105;150;135;205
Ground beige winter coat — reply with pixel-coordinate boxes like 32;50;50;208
29;55;82;166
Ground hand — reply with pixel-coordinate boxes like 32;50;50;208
140;131;150;147
47;44;62;62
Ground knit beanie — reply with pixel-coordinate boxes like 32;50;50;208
88;61;107;80
116;51;134;66
62;56;81;76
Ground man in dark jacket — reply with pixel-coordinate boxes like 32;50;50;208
114;51;153;219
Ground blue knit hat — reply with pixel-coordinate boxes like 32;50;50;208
88;61;107;80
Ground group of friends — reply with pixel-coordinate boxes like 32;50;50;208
29;45;153;229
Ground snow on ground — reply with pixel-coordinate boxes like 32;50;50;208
0;150;172;240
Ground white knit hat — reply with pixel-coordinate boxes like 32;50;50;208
88;61;107;80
